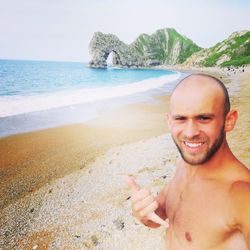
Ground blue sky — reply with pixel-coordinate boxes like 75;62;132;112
0;0;249;62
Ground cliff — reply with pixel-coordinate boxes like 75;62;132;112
132;28;201;65
183;30;250;67
88;32;145;68
88;28;250;68
88;28;201;68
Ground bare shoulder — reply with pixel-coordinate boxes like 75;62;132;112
229;163;250;226
230;179;250;201
230;163;250;198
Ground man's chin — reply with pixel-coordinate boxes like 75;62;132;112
183;158;204;166
181;152;207;166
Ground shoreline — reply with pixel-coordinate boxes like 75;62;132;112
0;71;182;138
0;66;249;249
1;64;246;138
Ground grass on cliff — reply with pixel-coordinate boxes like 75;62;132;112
133;28;201;64
202;31;250;67
165;28;201;64
221;56;250;67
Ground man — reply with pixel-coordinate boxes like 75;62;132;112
124;74;250;249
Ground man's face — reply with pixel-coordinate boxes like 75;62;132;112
168;77;226;165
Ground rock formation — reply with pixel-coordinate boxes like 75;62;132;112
88;28;250;68
88;32;145;68
88;28;201;68
131;28;201;65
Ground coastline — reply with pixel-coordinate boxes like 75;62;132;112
0;66;249;249
0;70;181;138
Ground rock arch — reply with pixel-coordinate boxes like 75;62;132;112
104;50;121;66
88;32;144;68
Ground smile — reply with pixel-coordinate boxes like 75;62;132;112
184;141;204;148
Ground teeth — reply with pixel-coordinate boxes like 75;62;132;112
184;142;203;148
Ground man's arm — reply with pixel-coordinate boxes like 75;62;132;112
231;181;250;248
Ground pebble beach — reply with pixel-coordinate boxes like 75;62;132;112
0;67;249;250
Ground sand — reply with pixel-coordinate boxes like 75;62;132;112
0;95;170;210
0;67;249;249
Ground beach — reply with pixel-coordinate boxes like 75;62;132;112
0;67;249;249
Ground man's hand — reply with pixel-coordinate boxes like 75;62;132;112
123;175;169;228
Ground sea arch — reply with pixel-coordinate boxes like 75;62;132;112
88;32;144;68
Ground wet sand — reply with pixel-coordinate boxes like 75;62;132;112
0;67;249;249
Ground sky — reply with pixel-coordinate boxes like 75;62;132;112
0;0;249;62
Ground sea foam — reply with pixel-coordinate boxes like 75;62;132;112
0;73;181;118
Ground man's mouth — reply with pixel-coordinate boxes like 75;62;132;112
184;141;204;149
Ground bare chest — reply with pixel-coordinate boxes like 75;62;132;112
165;179;238;249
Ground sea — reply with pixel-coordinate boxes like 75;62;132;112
0;59;182;137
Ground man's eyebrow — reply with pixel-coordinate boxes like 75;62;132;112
171;113;215;119
195;113;215;118
194;114;216;120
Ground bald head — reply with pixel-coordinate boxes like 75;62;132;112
170;74;230;117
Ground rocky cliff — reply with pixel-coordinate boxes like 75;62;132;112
132;28;201;65
88;28;201;68
88;28;250;68
183;30;250;67
88;32;145;68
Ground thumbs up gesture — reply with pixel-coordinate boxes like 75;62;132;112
123;175;169;228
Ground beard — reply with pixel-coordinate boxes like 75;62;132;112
172;127;225;166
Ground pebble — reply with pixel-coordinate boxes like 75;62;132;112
113;218;125;230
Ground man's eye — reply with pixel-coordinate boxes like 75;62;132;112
174;117;186;121
198;116;211;121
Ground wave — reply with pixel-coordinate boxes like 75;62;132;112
0;72;181;118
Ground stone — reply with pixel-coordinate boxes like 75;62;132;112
113;218;125;230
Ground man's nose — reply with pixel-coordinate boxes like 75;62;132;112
183;120;200;138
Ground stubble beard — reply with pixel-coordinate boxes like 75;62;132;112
172;127;226;166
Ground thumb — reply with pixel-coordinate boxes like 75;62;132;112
148;212;169;228
122;175;140;192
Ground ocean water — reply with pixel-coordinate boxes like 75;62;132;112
0;59;182;137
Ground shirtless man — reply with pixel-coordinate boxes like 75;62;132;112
124;74;250;249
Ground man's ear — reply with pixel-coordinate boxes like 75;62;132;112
224;110;238;132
